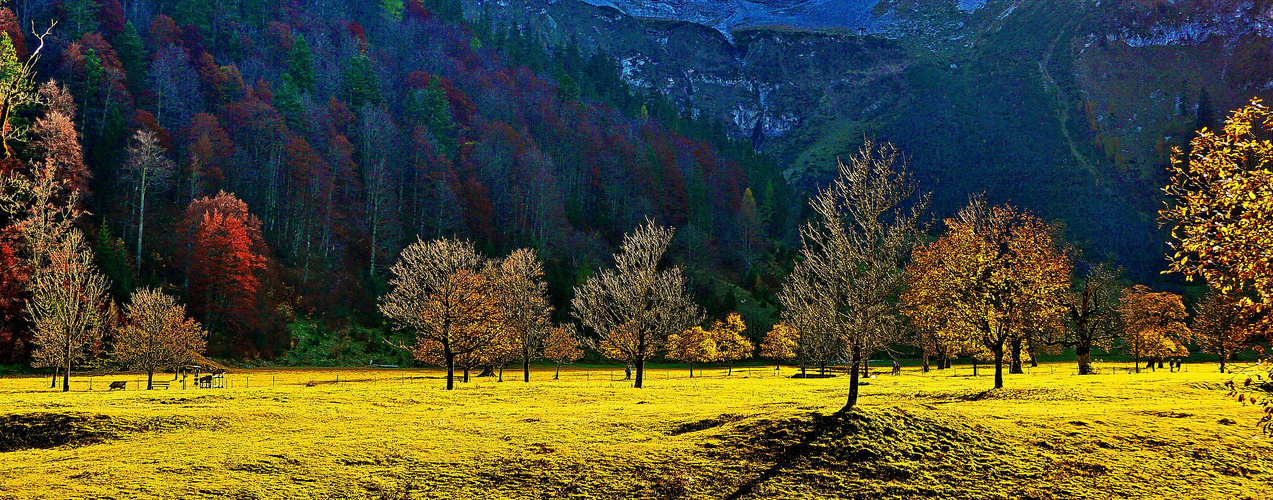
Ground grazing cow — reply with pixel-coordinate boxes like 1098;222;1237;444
108;381;127;391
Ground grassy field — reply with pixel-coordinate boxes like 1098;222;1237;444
1;361;1271;499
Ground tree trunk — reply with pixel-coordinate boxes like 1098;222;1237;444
463;367;470;383
63;364;70;392
498;364;503;382
972;358;978;377
1133;353;1140;374
922;352;930;373
1076;342;1092;375
728;363;733;376
688;361;694;378
1157;359;1164;369
635;357;645;388
843;346;863;412
51;369;58;389
1009;338;1024;374
136;185;147;270
554;363;560;380
147;370;154;390
993;348;1004;389
861;359;869;377
1220;358;1226;373
445;353;455;390
524;357;530;383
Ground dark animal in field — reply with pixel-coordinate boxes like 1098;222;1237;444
197;375;213;388
108;381;127;391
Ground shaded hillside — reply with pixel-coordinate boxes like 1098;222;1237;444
477;0;1273;284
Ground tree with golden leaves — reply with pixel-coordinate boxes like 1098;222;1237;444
1161;98;1273;334
667;325;717;377
781;140;930;410
115;288;207;390
27;229;111;392
1193;288;1251;373
760;322;798;371
496;248;552;383
543;324;585;380
380;237;503;390
712;313;753;375
571;221;703;388
904;196;1071;389
1118;285;1190;373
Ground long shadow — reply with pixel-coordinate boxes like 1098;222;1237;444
724;409;845;500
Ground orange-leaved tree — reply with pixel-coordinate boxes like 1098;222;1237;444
114;288;206;389
1192;288;1251;374
180;192;268;355
1117;285;1190;373
543;324;585;380
380;237;504;390
667;325;717;378
904;196;1071;389
1161;98;1273;334
760;322;798;371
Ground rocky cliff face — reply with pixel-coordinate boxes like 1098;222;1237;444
474;0;1273;280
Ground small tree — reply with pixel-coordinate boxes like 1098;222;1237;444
1193;288;1250;373
380;237;503;390
712;312;752;375
543;324;584;380
496;248;552;383
28;230;111;392
571;221;703;388
760;322;798;371
1054;262;1123;375
115;288;206;389
667;325;716;378
1118;285;1190;373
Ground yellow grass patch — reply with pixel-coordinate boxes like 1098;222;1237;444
1;363;1270;499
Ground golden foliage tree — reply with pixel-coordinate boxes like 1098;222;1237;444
115;288;207;389
571;221;703;388
760;322;798;370
1161;98;1273;333
1118;285;1190;373
543;324;585;380
781;140;930;410
1193;288;1251;373
27;229;111;392
380;237;503;390
667;325;717;378
904;196;1071;389
496;248;552;383
712;312;752;375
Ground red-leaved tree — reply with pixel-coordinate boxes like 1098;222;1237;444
180;191;269;355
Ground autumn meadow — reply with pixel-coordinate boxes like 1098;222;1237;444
1;361;1271;500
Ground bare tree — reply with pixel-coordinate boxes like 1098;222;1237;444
121;130;175;270
380;237;503;390
543;324;585;379
572;221;703;388
27;229;111;392
0;21;54;159
115;288;207;389
497;248;552;383
780;140;929;412
1053;262;1123;375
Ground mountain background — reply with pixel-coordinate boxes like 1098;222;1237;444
477;0;1273;284
1;0;1269;364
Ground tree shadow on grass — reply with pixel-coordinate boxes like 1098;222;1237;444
725;409;846;500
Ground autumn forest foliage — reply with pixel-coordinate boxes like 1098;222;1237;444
0;0;794;363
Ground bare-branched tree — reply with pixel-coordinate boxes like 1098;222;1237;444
780;140;930;411
121;130;175;270
115;288;207;389
572;221;702;388
27;229;111;392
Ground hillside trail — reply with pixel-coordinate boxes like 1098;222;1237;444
1039;19;1099;183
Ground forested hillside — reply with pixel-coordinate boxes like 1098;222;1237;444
0;0;796;362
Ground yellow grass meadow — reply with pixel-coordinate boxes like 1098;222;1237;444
1;362;1271;499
